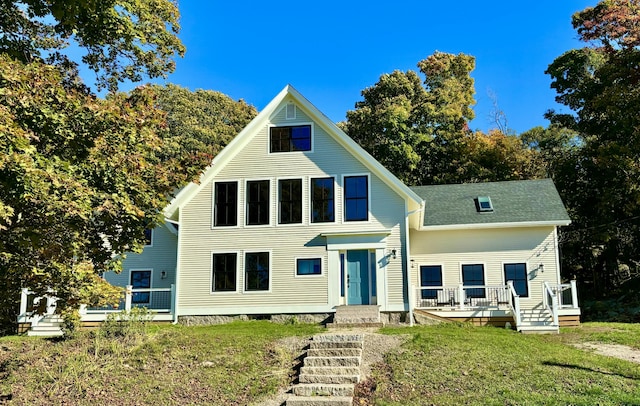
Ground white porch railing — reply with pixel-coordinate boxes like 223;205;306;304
18;285;176;325
414;284;512;310
543;282;560;326
506;281;521;327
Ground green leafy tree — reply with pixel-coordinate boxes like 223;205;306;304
0;0;185;91
546;0;640;298
152;84;257;181
0;57;188;333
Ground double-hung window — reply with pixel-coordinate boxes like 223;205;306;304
214;181;238;227
279;179;302;224
245;252;270;291
270;125;311;153
131;270;151;304
246;180;270;225
143;228;153;246
311;177;334;223
420;265;443;299
504;263;529;297
212;253;237;292
462;264;485;298
344;175;368;221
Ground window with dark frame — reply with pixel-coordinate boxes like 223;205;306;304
144;228;153;246
212;253;237;292
420;265;443;299
245;252;269;291
270;125;311;152
131;270;151;304
311;177;334;223
344;175;368;221
279;179;302;224
246;180;270;225
462;264;485;298
214;181;238;226
504;263;529;297
296;258;321;276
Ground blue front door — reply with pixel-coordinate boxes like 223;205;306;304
347;250;370;305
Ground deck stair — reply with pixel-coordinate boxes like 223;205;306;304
27;314;64;337
286;334;364;406
517;309;559;334
327;305;382;328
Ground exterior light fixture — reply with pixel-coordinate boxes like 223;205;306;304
391;249;397;259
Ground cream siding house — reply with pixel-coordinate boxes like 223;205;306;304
163;85;424;319
18;86;580;334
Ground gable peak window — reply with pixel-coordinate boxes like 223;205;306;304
270;125;311;153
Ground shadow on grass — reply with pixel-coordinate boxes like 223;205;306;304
542;361;639;380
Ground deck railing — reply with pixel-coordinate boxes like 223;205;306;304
18;285;175;324
506;281;521;327
414;284;512;310
543;282;560;326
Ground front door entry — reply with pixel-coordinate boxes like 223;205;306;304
347;250;370;305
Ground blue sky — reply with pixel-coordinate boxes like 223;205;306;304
124;1;595;133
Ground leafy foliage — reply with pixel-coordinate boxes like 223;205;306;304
343;52;545;186
0;56;187;330
0;0;185;91
152;84;257;181
546;0;640;298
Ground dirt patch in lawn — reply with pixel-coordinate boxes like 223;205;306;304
574;342;640;364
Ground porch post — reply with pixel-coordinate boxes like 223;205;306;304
570;280;579;309
170;284;176;319
19;288;28;316
458;284;465;310
125;285;133;312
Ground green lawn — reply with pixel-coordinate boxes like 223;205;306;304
1;321;638;405
363;323;640;405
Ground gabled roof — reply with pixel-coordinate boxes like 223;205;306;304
410;179;571;230
164;85;424;220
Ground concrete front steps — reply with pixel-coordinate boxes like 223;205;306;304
286;334;364;406
27;315;64;337
326;305;382;328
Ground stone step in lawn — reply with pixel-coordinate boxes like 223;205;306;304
299;373;360;384
304;356;361;368
286;396;352;406
300;366;361;376
292;383;354;397
306;348;362;357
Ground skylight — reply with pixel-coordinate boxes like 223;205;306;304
477;196;493;212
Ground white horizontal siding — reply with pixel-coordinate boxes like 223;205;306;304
409;226;560;309
177;103;408;313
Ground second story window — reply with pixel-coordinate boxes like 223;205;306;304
214;181;237;227
344;175;369;221
311;177;334;223
246;180;270;225
279;179;302;224
270;125;311;153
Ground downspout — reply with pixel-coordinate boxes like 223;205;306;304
165;216;181;324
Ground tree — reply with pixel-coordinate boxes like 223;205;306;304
0;56;188;333
342;52;476;185
546;0;640;298
152;84;257;181
343;52;544;186
0;0;185;91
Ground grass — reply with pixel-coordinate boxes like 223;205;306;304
0;321;322;405
1;321;639;405
361;322;640;405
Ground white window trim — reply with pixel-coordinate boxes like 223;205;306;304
341;173;372;224
267;122;314;155
459;262;488;298
211;179;241;229
277;176;305;227
129;268;153;305
310;175;337;224
243;250;272;294
210;251;240;295
294;257;324;278
418;263;445;287
144;229;153;247
501;261;530;298
244;178;273;228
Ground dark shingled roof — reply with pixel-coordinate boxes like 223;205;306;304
410;179;571;227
